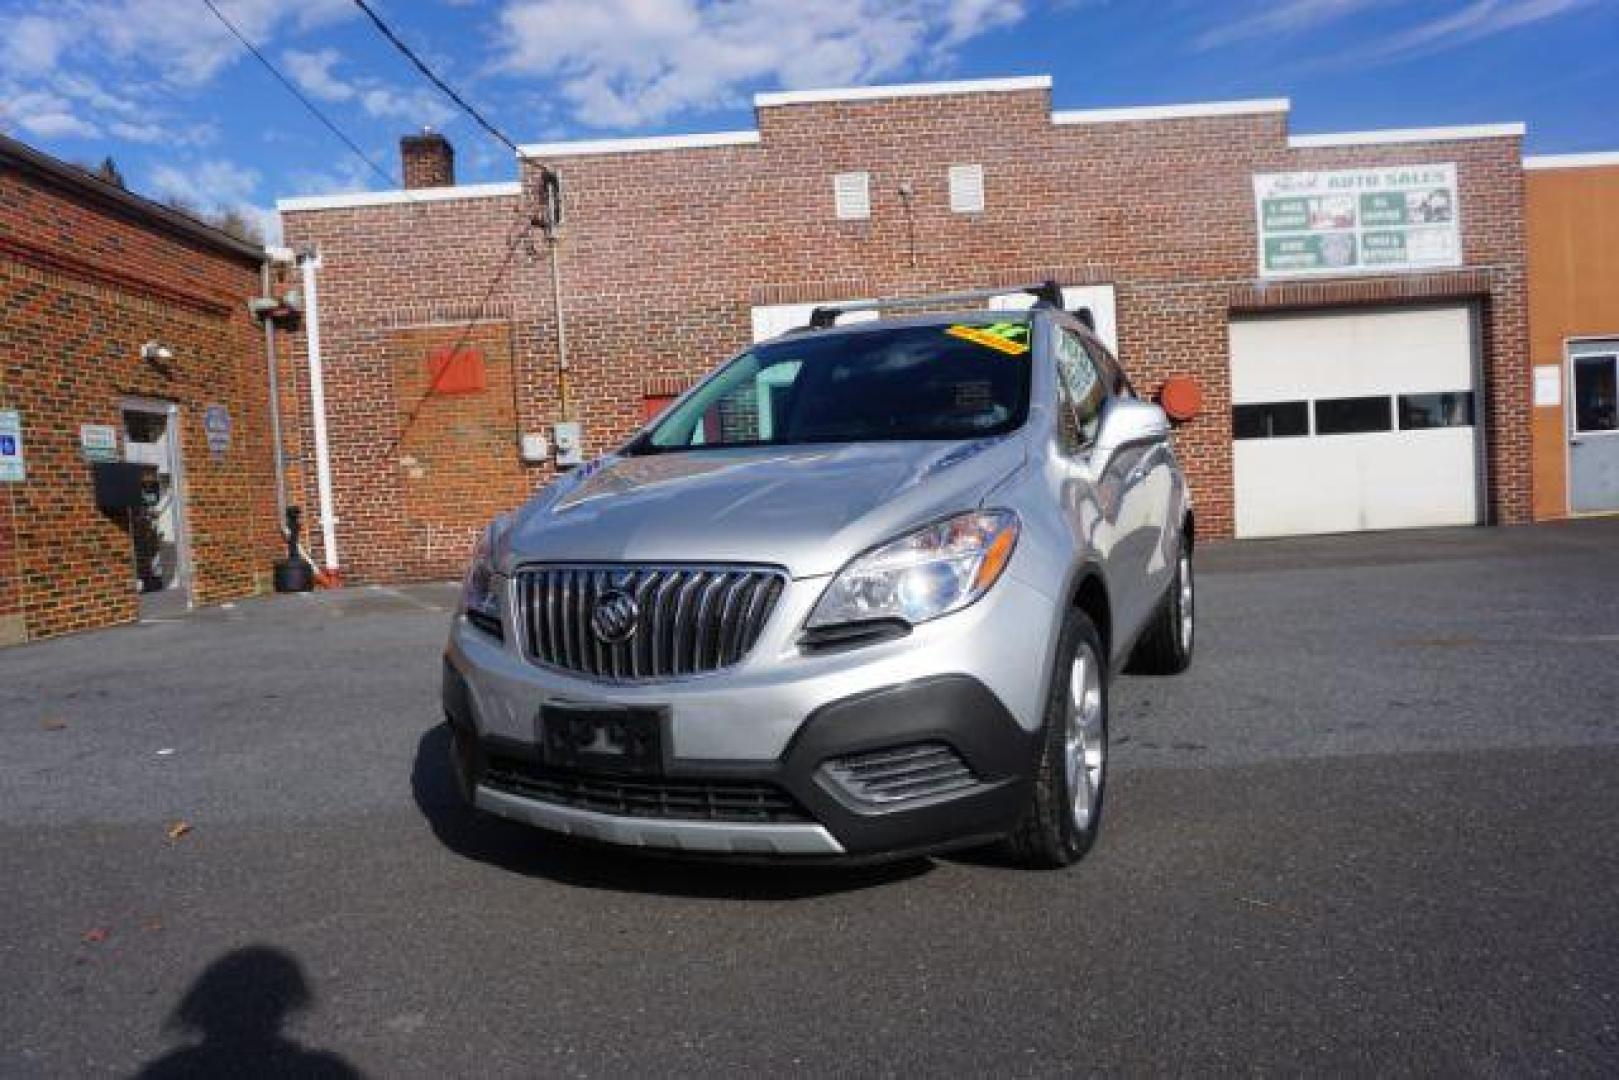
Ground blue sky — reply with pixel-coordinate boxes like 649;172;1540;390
2;0;1616;239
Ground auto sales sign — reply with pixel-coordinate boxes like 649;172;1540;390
1253;163;1460;278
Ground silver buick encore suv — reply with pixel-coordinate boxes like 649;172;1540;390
443;285;1195;868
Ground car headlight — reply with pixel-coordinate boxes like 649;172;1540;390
462;523;503;635
807;510;1020;629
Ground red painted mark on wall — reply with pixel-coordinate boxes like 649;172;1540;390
428;347;486;395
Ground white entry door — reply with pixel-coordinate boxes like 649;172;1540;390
1230;305;1482;538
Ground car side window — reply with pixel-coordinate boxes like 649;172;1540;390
1055;327;1107;454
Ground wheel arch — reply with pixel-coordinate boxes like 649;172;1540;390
1068;567;1113;666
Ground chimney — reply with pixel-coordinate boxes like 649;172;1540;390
400;128;454;189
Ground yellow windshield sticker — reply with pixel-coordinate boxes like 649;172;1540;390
947;322;1030;356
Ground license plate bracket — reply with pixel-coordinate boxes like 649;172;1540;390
538;703;666;776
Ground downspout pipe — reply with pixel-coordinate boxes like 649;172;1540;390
260;251;290;527
298;248;340;573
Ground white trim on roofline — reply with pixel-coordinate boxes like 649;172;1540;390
1288;123;1524;148
754;75;1051;108
1524;151;1619;170
276;181;521;213
517;130;761;158
1052;98;1290;125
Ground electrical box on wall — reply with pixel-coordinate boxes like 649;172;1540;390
519;432;550;463
552;421;584;467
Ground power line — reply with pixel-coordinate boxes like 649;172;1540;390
199;0;399;190
348;0;521;156
391;214;540;451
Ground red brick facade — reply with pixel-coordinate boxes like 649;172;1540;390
0;136;280;642
279;81;1530;583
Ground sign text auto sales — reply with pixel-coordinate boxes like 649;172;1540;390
1253;163;1461;278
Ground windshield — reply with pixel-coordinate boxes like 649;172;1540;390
635;321;1033;452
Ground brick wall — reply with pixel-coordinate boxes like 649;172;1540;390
0;148;279;641
280;85;1529;579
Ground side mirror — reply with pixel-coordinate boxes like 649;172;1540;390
1091;398;1170;474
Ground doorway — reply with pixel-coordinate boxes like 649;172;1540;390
1569;340;1619;513
121;398;192;618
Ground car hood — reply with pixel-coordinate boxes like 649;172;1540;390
499;437;1026;579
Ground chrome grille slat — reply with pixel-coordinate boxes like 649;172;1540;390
629;572;660;679
544;571;560;666
714;574;751;667
517;564;784;683
587;570;607;677
670;574;703;676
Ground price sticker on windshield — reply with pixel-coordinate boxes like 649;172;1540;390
947;322;1030;356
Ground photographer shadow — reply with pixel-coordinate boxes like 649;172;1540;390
135;946;360;1079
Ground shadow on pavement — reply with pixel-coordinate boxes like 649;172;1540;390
411;722;931;899
134;946;360;1079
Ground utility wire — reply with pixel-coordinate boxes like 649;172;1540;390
348;0;521;155
199;0;400;189
389;213;541;452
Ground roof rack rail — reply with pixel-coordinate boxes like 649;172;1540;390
807;280;1066;329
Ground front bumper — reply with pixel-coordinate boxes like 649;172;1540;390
444;665;1040;860
442;570;1054;859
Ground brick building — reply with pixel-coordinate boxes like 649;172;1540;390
277;76;1532;581
0;134;282;643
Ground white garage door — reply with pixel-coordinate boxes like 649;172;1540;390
1231;305;1482;538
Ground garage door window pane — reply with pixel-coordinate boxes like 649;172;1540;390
1399;391;1474;430
1574;356;1618;433
1315;396;1392;435
1233;401;1309;439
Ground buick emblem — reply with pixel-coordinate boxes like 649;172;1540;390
591;589;639;644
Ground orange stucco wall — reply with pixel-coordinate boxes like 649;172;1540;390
1526;162;1619;518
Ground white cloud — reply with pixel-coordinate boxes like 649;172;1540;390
1197;0;1596;58
283;48;357;102
1195;0;1383;50
1;15;73;77
496;0;1029;128
0;91;101;139
0;0;358;150
149;158;262;207
90;0;353;87
147;156;280;244
1348;0;1597;63
284;45;457;126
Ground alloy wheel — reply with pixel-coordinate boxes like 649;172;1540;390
1063;643;1106;831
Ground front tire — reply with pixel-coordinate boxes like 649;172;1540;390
1004;609;1109;869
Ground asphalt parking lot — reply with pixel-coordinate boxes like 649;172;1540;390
3;519;1617;1076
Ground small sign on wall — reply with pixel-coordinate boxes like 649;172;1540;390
1533;366;1562;408
80;423;119;463
0;409;24;482
204;404;232;456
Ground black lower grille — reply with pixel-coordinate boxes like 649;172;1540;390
820;742;979;805
483;755;809;824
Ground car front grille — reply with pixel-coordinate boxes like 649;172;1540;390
514;565;785;682
482;755;809;823
819;742;980;805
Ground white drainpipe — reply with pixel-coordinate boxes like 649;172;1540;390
298;250;340;571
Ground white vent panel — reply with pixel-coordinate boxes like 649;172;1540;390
948;164;985;214
833;172;871;220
